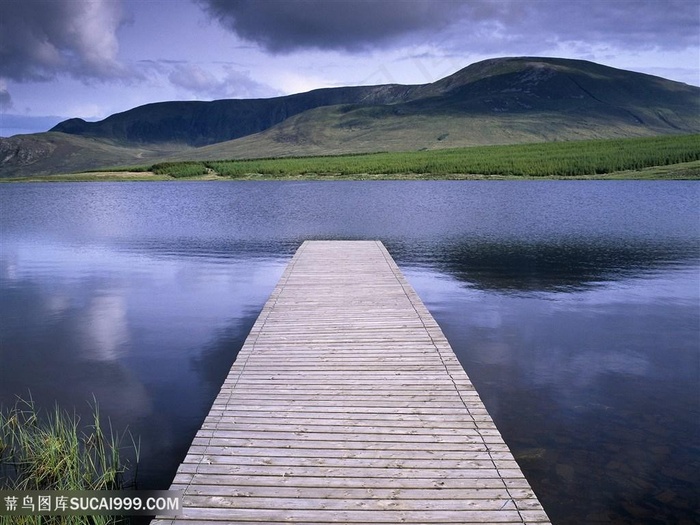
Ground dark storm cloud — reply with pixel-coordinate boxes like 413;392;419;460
196;0;699;53
0;0;128;82
195;0;461;52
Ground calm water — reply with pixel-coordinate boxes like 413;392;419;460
1;181;698;524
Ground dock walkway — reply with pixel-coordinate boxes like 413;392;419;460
153;240;549;524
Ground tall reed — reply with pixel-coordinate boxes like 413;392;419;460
0;396;139;524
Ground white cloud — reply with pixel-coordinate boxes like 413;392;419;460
168;63;281;99
168;64;220;95
0;79;12;111
0;0;129;81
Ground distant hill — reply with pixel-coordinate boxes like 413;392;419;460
2;57;699;177
0;132;193;178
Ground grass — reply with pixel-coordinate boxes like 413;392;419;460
146;134;700;179
0;396;139;525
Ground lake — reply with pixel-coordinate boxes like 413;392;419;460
1;181;698;524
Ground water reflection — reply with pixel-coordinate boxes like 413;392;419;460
0;274;154;428
392;238;699;293
1;181;697;524
406;261;699;523
0;240;287;488
79;293;129;361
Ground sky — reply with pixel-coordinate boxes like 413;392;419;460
1;0;699;136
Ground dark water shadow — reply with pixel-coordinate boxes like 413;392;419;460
387;237;699;293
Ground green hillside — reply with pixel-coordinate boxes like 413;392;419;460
148;135;700;179
1;57;699;178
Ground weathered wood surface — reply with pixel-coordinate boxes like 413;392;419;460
152;240;550;524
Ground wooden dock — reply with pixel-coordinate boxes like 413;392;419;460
153;240;550;524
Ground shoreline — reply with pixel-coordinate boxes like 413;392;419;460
1;160;699;182
0;170;700;184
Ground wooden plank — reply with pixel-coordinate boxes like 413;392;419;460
175;485;520;499
183;446;510;460
152;241;549;524
188;437;511;453
171;473;527;490
153;507;546;522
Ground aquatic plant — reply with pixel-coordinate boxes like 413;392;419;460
0;396;139;524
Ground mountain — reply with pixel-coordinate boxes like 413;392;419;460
49;84;416;147
2;57;699;177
